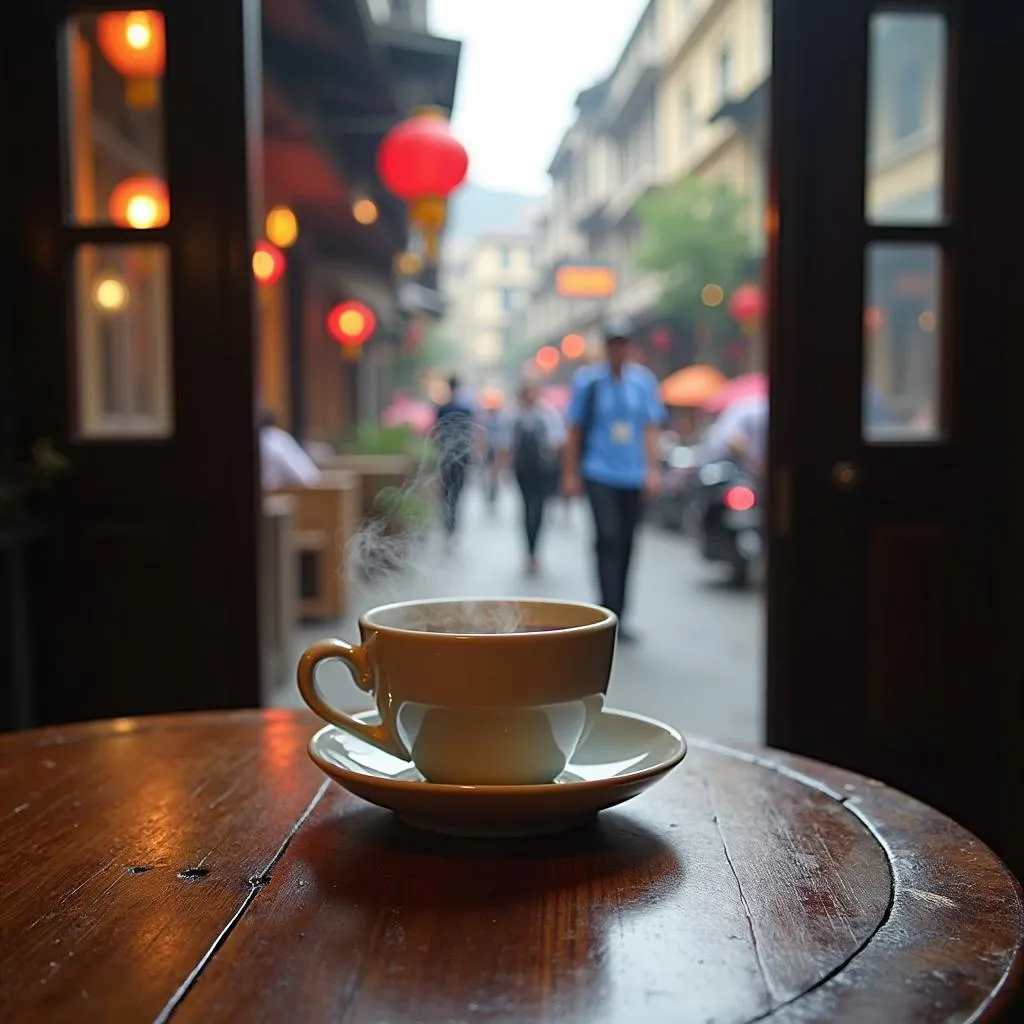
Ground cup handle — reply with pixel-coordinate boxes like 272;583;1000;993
297;638;406;758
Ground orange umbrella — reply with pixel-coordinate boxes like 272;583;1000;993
659;364;728;407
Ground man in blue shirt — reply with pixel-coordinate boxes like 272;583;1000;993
562;326;666;642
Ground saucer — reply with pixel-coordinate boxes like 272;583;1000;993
307;707;686;837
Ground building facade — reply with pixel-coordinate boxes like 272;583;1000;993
442;230;536;385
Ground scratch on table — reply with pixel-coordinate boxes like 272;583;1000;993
905;887;957;909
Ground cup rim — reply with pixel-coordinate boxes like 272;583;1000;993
359;597;617;639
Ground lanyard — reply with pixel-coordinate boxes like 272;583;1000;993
601;374;633;422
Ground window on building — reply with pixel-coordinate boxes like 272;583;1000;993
718;42;733;102
497;246;510;269
500;287;516;312
894;63;927;141
681;86;696;150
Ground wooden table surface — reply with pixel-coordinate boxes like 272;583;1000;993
0;710;1019;1024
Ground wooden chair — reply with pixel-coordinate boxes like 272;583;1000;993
315;454;413;519
270;471;360;622
259;495;297;696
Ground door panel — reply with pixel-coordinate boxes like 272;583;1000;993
769;0;1023;872
5;0;264;726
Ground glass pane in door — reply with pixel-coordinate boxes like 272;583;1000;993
866;12;948;226
62;12;168;227
863;243;942;442
73;244;174;439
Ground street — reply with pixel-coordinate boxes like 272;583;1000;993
274;482;764;745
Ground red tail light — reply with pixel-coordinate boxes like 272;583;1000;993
724;485;756;512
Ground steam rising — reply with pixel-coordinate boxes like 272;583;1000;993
342;415;525;633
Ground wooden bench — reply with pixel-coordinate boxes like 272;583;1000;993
270;471;360;622
259;495;297;697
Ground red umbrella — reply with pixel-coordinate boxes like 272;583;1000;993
701;372;768;414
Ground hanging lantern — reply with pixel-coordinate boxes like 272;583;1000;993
97;11;166;110
252;241;286;286
327;300;377;347
109;175;169;229
729;284;766;333
377;107;469;264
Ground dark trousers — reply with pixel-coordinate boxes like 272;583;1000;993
515;468;549;556
439;461;467;536
585;480;643;619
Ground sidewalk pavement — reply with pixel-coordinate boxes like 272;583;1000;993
273;483;763;746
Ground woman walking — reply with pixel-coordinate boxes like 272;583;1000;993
500;381;566;574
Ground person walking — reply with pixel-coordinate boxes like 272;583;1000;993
500;381;565;574
432;374;475;550
562;326;665;643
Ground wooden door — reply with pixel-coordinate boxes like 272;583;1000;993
3;0;265;725
768;0;1024;873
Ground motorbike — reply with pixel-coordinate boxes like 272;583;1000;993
651;445;698;532
694;459;762;587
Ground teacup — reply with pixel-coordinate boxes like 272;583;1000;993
297;597;617;785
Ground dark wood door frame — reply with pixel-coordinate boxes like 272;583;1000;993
3;0;266;725
767;0;1024;875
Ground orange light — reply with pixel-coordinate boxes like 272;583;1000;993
536;346;560;372
327;300;377;346
554;265;617;299
97;11;166;78
353;198;379;225
561;333;586;359
701;283;725;307
109;176;169;229
252;241;286;286
265;206;299;248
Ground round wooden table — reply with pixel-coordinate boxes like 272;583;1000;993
0;711;1019;1023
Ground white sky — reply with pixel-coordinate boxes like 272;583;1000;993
430;0;650;195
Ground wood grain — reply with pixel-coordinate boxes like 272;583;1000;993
0;712;1019;1024
0;711;325;1023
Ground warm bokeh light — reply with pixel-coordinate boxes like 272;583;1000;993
252;241;286;286
864;306;885;332
265;206;298;248
109;176;169;229
93;274;130;312
327;300;377;346
561;333;586;359
536;346;561;372
701;283;725;307
352;198;379;225
97;11;166;78
394;251;423;276
918;310;937;332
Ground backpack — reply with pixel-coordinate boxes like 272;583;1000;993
512;414;550;474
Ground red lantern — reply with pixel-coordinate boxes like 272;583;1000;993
252;241;286;286
377;108;468;262
327;301;377;347
729;284;766;324
109;175;169;229
97;11;165;109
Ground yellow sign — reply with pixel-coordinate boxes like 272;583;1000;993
555;264;617;299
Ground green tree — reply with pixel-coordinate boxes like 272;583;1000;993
636;176;752;342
